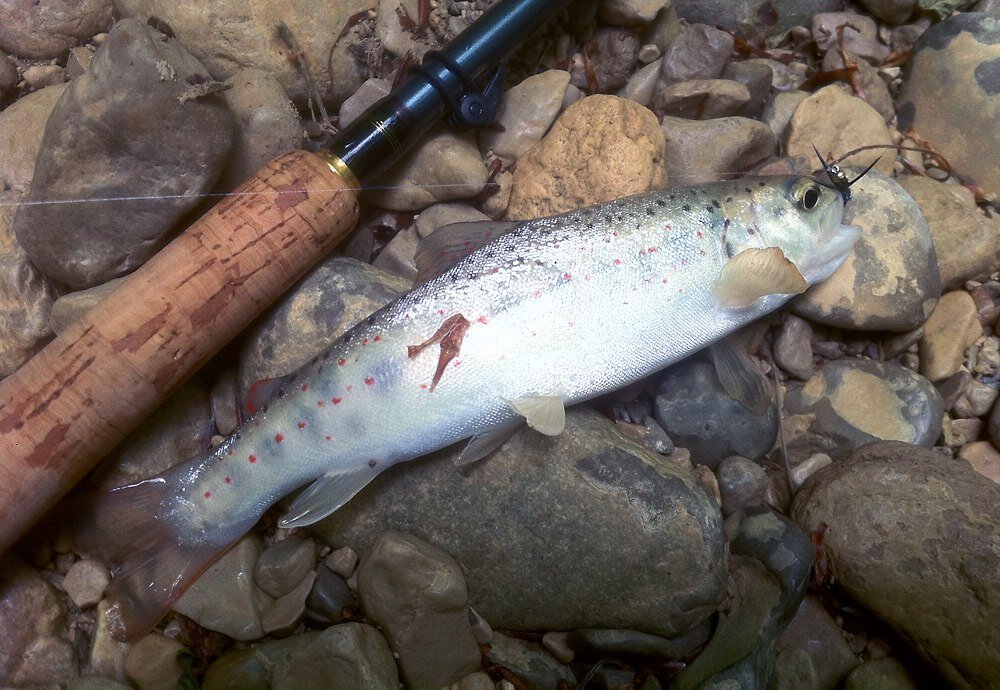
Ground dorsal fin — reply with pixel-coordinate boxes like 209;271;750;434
414;220;521;284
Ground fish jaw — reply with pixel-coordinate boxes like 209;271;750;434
799;222;861;284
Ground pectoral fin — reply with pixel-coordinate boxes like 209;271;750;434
710;336;772;415
507;395;566;436
714;247;808;309
456;418;523;466
280;463;383;528
415;220;521;284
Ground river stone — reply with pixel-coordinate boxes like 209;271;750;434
86;382;214;492
172;534;272;641
820;52;895;123
654;358;779;469
672;508;813;689
785;86;894;176
0;554;76;685
600;0;670;25
781;359;943;463
792;169;941;332
774;314;816;381
569;27;640;93
238;256;411;398
763;91;809;146
311;408;725;638
0;198;58;377
859;0;917;24
812;12;890;65
567;624;711;659
480;69;570;161
0;0;111;60
792;441;1000;689
12;19;233;288
775;595;859;690
366;126;488;211
0;50;17;96
0;83;68;194
357;531;481;690
657;22;734;86
660;116;774;185
270;623;399;690
898;13;1000;198
61;558;110;608
919;291;983;383
305;564;355;625
844;657;919;690
653;78;752;119
506;95;666;220
115;0;369;106
716;455;768;517
218;68;303;190
123;633;185;690
620;57;662;106
254;536;317;599
673;0;844;42
898;175;1000;290
48;277;124;335
486;633;577;689
722;60;774;117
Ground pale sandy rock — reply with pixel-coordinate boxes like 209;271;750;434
920;291;983;382
124;633;185;690
0;0;111;59
958;441;1000;484
479;69;570;161
507;95;666;220
661;116;773;186
61;558;109;608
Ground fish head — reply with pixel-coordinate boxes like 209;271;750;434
747;175;861;286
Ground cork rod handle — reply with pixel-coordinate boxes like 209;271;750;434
0;149;360;552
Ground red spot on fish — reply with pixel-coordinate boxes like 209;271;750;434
584;274;592;281
532;290;542;298
614;258;622;265
374;335;381;342
421;383;428;389
453;360;462;367
568;321;575;327
365;377;375;386
438;309;445;315
317;400;325;407
204;492;212;499
225;476;232;484
363;338;369;345
300;384;308;392
338;358;346;365
564;273;573;280
647;247;657;253
332;397;342;405
297;421;306;429
347;384;353;391
325;435;333;441
681;258;690;266
248;454;257;463
613;231;619;237
477;315;488;324
275;433;284;443
696;230;703;239
662;277;669;284
665;224;672;232
227;449;234;456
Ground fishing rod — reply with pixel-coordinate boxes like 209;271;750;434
0;0;573;553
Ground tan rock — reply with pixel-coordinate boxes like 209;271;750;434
898;176;1000;290
479;69;570;161
507;95;666;220
920;291;982;382
124;633;185;690
958;441;1000;484
786;85;894;175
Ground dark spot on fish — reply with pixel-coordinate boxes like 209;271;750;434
705;206;715;213
712;199;721;208
723;218;731;229
747;226;756;235
745;187;752;194
605;215;613;222
656;199;666;206
682;204;691;212
368;459;377;467
586;223;594;229
724;240;735;258
772;206;786;218
322;351;330;360
668;194;676;200
726;196;733;203
582;208;593;215
758;181;766;187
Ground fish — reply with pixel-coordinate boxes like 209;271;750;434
73;173;861;641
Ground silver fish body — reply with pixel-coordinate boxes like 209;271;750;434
85;175;859;640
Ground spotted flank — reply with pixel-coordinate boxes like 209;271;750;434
74;175;861;641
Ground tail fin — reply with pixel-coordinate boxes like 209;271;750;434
67;479;238;642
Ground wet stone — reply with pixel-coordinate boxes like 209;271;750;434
990;395;1000;449
268;623;399;690
356;531;481;690
485;633;576;689
366;126;488;211
654;78;750;118
812;12;890;64
716;455;768;517
821;51;895;122
261;570;317;637
22;64;66;89
324;546;359;579
786;85;894;176
311;409;725;638
657;22;734;86
775;595;859;689
238;256;410;397
123;633;185;690
339;78;391;129
305;564;355;625
507;95;666;220
480;69;570;161
654;358;779;469
898;175;1000;290
569;27;640;93
844;657;919;690
859;0;917;25
567;626;710;659
61;558;109;608
254;537;317;599
782;358;943;463
793;441;1000;688
116;0;370;106
661;116;774;186
762;90;810;149
599;0;670;26
0;51;17;97
673;0;844;42
173;535;272;641
919;291;982;383
0;0;111;60
721;60;774;117
620;57;662;106
0;554;76;685
792;169;941;332
898;13;1000;198
48;277;124;335
774;314;816;380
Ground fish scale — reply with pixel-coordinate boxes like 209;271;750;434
76;174;860;641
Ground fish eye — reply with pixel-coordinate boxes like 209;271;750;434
796;182;822;211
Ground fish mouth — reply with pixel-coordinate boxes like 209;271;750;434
800;223;862;284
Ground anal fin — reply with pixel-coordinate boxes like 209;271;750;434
507;395;566;436
280;463;383;528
